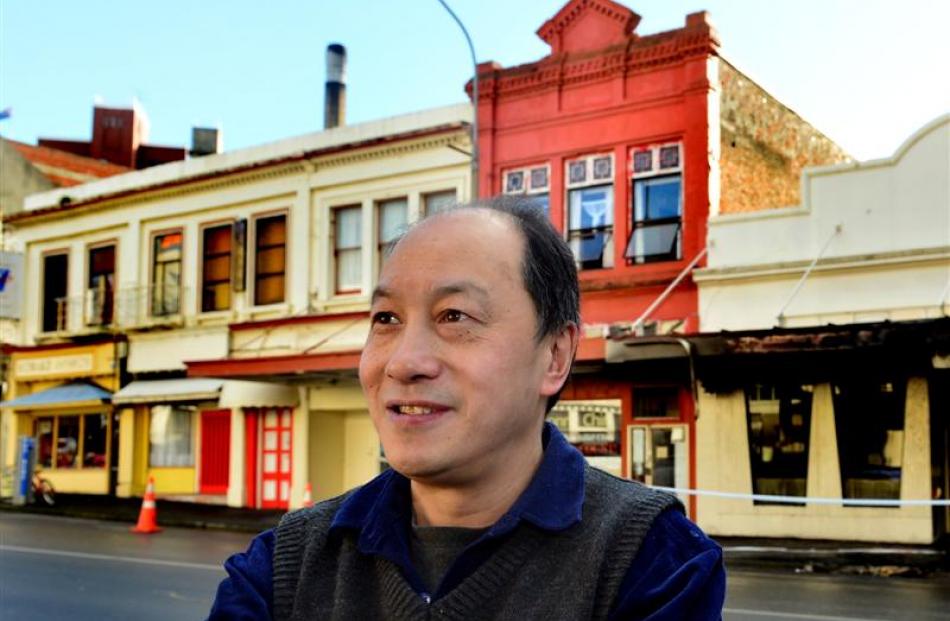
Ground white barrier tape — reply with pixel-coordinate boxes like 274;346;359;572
649;486;950;507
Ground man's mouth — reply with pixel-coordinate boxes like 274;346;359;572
397;405;435;415
386;401;451;419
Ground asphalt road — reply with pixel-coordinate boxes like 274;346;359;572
2;512;949;620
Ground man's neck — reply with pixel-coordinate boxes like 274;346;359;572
409;430;545;528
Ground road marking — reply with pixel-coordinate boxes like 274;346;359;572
0;544;222;572
725;608;889;621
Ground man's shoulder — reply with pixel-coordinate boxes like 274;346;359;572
583;464;683;514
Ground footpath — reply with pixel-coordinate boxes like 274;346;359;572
2;494;947;576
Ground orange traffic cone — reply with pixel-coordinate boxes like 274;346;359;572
303;482;314;508
131;476;162;534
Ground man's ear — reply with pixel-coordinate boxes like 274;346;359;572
540;322;579;398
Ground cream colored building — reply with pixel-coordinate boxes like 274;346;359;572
2;104;472;507
687;114;950;543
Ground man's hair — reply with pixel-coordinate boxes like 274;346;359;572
400;195;580;411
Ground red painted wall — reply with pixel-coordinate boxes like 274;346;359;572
473;2;716;342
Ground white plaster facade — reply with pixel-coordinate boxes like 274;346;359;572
690;115;949;543
5;104;472;508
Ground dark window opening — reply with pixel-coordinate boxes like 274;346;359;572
87;245;115;325
42;253;68;332
746;384;813;503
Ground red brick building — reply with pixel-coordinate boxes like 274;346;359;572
471;0;849;511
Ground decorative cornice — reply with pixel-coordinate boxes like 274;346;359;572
537;0;641;51
478;26;718;102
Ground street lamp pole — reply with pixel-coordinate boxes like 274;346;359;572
436;0;479;201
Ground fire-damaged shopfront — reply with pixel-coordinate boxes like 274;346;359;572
610;318;950;544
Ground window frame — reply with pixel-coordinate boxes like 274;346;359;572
34;412;110;471
199;221;235;313
252;211;288;307
421;189;458;217
626;142;684;265
502;164;550;214
149;228;184;318
565;154;615;270
332;205;363;295
85;240;118;327
40;248;70;333
375;198;408;277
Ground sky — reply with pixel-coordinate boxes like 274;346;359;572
1;0;948;162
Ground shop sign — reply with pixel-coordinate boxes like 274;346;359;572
15;353;95;379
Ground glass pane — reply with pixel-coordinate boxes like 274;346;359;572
204;225;232;254
281;430;291;451
746;384;813;503
281;410;291;427
548;400;621;476
152;261;181;315
82;414;108;468
651;428;676;487
529;167;548;191
56;417;80;468
204;255;231;281
625;222;680;263
530;193;549;215
281;453;291;473
634;176;681;221
425;190;456;215
378;199;408;244
335;207;362;248
256;215;286;247
264;453;277;473
505;171;525;193
36;417;54;468
149;405;194;467
256;246;285;275
568;186;613;231
265;411;278;427
280;480;290;501
264;430;277;451
202;283;230;312
255;275;285;305
89;246;115;280
337;248;362;290
155;232;182;262
263;480;277;500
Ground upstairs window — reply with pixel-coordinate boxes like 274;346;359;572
151;231;182;316
423;190;457;216
41;252;69;332
566;155;614;270
87;244;115;326
503;165;550;214
333;206;362;293
254;214;287;306
377;198;407;273
201;223;233;312
626;143;683;264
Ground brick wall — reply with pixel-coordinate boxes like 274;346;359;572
718;60;851;214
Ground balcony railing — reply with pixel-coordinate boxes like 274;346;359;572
41;285;190;335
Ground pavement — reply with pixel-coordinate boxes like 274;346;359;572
3;494;948;576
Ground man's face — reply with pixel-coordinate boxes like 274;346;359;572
359;210;559;485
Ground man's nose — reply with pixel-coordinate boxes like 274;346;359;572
384;323;442;383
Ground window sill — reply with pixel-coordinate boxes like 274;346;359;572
318;294;370;313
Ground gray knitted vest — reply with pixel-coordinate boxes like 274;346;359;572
273;465;681;621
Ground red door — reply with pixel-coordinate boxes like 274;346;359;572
260;407;293;509
200;409;231;494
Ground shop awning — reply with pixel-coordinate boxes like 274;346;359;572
112;378;224;404
0;381;112;410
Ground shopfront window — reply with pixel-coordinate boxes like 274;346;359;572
833;379;905;502
36;417;54;468
149;405;195;467
83;414;108;468
746;384;813;503
549;399;621;476
56;416;80;468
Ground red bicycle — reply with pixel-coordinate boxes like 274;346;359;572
32;469;55;506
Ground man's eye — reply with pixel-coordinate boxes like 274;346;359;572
441;309;469;323
372;312;400;325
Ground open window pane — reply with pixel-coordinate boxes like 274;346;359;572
746;384;813;503
628;175;682;264
833;379;905;503
625;221;681;263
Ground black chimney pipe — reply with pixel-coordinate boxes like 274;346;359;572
324;44;346;129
